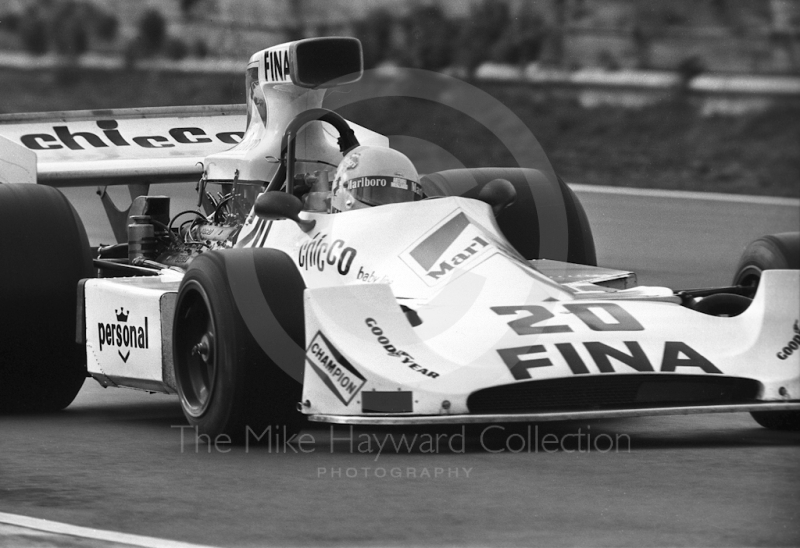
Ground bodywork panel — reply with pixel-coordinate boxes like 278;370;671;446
301;269;799;421
83;275;180;393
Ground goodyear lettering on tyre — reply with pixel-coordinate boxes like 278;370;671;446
97;307;149;363
777;320;800;360
298;233;357;275
306;331;366;405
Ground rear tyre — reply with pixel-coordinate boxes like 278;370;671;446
733;232;800;431
421;168;596;265
173;249;306;442
733;233;800;288
0;184;93;413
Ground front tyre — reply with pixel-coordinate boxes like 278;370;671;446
733;232;800;431
173;249;306;442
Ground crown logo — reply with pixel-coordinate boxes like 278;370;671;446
115;308;129;322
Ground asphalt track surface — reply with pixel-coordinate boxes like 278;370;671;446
2;184;799;547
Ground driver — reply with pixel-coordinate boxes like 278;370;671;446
329;145;424;213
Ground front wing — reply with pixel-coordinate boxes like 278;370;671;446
300;271;800;425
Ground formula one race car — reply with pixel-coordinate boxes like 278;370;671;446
1;37;798;439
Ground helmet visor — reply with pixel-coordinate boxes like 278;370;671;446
344;176;424;206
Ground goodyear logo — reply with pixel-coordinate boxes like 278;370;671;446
401;211;494;285
306;332;366;405
777;320;800;360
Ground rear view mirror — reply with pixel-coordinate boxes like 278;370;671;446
478;178;517;216
254;191;316;232
291;37;363;88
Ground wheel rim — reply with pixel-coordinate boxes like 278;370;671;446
175;281;218;418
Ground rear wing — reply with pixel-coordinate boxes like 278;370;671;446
0;105;245;187
0;38;384;242
0;102;387;243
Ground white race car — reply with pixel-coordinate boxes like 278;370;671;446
1;37;798;440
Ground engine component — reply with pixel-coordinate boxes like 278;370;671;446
197;224;240;243
128;215;156;262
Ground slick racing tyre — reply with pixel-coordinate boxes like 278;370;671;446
733;233;799;288
421;168;596;265
733;232;800;431
0;184;93;413
173;249;306;443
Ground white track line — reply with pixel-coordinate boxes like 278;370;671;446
0;512;218;548
569;183;800;207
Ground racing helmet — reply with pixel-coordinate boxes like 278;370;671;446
330;145;423;213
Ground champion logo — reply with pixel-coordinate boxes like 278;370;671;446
306;332;366;405
401;211;495;285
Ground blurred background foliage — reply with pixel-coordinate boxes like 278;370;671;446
1;65;796;197
0;0;797;196
1;0;798;73
7;0;118;57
